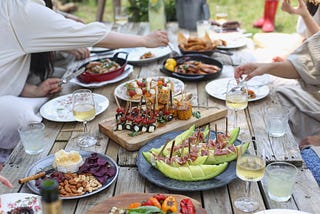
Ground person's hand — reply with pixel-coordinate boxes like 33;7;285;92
272;56;286;62
143;30;169;48
65;48;90;60
281;0;309;17
0;175;13;188
37;78;62;97
299;135;320;150
234;63;268;81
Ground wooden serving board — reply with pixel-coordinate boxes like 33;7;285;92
99;108;227;151
86;193;207;214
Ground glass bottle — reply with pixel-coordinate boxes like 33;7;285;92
148;0;166;31
40;179;62;214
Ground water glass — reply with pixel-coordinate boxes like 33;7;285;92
265;105;288;137
196;20;211;37
265;162;298;202
18;122;45;155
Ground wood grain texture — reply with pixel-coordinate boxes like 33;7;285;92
99;108;228;151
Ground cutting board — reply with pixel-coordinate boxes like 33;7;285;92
86;193;207;214
99;108;227;151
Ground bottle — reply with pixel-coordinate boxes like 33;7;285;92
148;0;166;31
40;179;62;214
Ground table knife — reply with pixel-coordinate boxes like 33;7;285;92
59;67;86;86
18;168;55;184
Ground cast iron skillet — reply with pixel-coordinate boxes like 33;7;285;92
161;54;223;82
179;47;233;56
77;52;128;83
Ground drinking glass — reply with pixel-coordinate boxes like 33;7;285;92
114;6;128;32
71;89;97;147
225;79;248;128
235;146;266;212
215;5;228;25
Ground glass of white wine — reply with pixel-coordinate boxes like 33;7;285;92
235;145;266;212
71;89;97;147
114;6;129;32
225;79;248;128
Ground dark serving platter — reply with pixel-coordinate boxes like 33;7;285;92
160;54;223;82
137;130;241;191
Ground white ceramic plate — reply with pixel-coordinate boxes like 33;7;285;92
205;77;270;102
40;93;109;122
254;209;311;214
217;37;247;49
69;64;133;88
0;193;41;213
117;47;171;65
114;76;184;102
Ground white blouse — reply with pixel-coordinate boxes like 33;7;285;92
0;0;109;96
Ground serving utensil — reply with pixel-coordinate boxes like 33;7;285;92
19;168;55;184
59;67;86;86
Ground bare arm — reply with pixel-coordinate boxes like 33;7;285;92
95;30;169;49
234;61;301;81
20;78;61;97
282;0;320;36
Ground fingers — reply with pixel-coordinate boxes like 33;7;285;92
0;176;13;188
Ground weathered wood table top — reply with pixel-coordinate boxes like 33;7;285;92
0;23;319;214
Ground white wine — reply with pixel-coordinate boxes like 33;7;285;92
216;13;228;25
73;104;96;122
236;156;265;182
226;95;248;110
115;15;128;25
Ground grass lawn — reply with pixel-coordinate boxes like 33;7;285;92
74;0;298;34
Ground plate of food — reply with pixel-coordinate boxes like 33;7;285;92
40;93;109;122
205;77;270;102
0;193;41;214
178;32;227;56
77;52;128;83
23;150;119;200
87;193;207;214
114;76;184;102
70;64;133;88
216;37;247;50
161;54;223;81
137;125;246;191
117;47;171;65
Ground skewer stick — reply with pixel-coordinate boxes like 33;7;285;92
225;117;228;136
170;90;173;107
114;93;120;109
215;124;219;144
169;140;175;160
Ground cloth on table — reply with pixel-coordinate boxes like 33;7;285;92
0;96;47;163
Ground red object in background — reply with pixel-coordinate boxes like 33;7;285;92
253;0;279;32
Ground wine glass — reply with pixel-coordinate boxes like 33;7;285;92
235;145;266;212
225;79;248;128
114;6;128;32
71;89;97;147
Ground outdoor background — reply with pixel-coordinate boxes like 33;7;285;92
69;0;298;34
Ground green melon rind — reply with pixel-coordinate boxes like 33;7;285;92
156;161;228;181
142;152;207;166
226;127;240;147
205;141;250;165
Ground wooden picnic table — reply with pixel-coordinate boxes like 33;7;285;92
0;22;319;214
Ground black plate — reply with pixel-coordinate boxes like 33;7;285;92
137;130;240;191
25;151;119;200
161;54;223;82
179;48;233;56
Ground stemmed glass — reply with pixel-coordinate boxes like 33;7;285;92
225;79;248;128
114;6;128;32
235;145;266;212
71;89;97;147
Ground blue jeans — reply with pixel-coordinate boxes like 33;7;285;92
301;147;320;186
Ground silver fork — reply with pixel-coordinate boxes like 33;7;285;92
168;42;180;57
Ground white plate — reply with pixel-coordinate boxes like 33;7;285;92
0;193;41;213
217;37;247;49
88;47;113;54
40;93;109;122
117;47;171;65
254;209;311;214
205;77;270;102
114;76;184;102
69;64;133;88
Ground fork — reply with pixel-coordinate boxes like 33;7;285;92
168;42;180;57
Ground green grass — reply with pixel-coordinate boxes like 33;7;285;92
73;0;298;34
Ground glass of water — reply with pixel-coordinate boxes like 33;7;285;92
18;123;45;155
265;105;289;137
114;6;128;32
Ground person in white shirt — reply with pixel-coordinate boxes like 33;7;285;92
0;0;168;163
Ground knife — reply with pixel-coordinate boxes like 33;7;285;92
18;168;55;184
58;67;86;86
